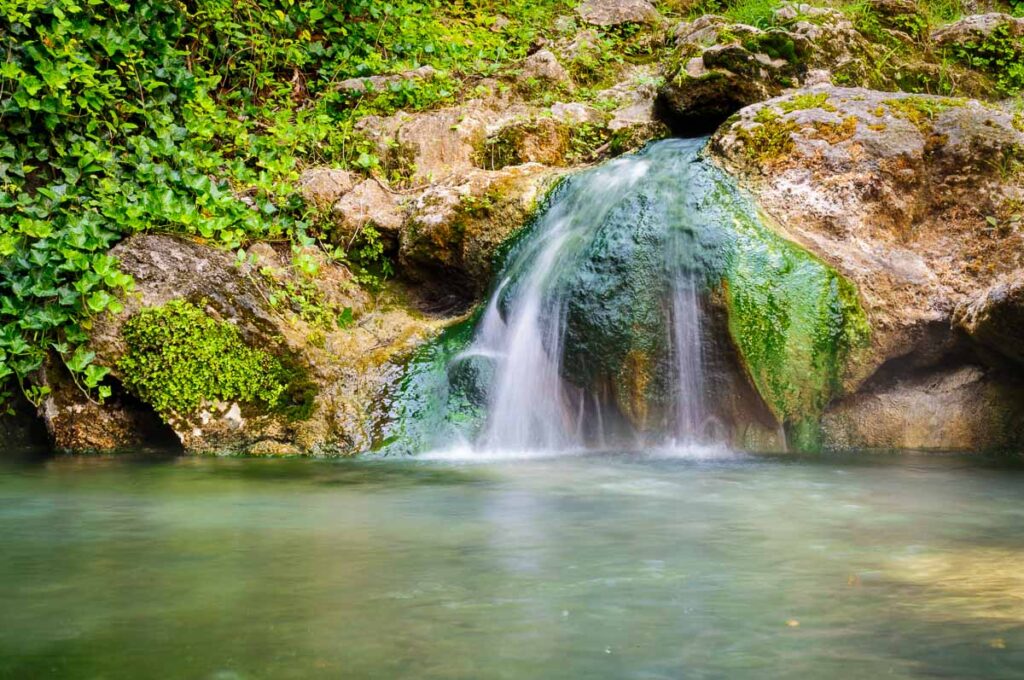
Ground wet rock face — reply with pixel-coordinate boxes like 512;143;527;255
712;86;1024;450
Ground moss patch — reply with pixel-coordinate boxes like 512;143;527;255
811;115;859;143
885;96;964;133
779;92;835;113
720;201;871;450
118;300;309;420
737;108;798;163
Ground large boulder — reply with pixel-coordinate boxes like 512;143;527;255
711;86;1024;449
401;164;564;301
71;234;444;455
821;365;1024;452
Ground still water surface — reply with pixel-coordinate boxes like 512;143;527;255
1;448;1023;679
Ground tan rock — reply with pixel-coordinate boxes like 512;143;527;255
932;13;1024;46
78;234;445;455
336;66;438;94
520;50;573;88
332;179;405;243
401;165;563;296
821;365;1024;452
298;168;358;209
711;86;1024;393
578;0;661;26
954;274;1024;366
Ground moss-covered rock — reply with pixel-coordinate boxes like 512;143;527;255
74;234;443;455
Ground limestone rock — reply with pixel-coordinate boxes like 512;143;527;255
355;102;493;184
577;0;661;26
867;0;925;36
36;358;170;452
336;66;438;94
477;116;573;169
658;6;894;131
80;234;440;455
298;168;358;209
658;16;813;131
932;12;1024;47
519;50;573;88
401;165;563;299
711;86;1024;394
550;101;606;125
954;274;1024;366
332;178;405;244
821;365;1024;452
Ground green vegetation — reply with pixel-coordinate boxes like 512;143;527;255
736;107;798;163
884;95;963;131
722;203;871;451
0;0;573;410
943;22;1024;95
117;299;303;419
779;92;836;112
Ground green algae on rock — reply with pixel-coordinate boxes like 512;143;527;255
373;311;486;455
721;204;871;450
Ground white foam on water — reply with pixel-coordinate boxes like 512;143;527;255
418;445;590;463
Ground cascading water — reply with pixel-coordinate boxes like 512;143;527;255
382;138;871;456
456;138;718;451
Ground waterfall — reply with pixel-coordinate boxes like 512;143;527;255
458;139;714;451
669;274;707;443
384;138;870;456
